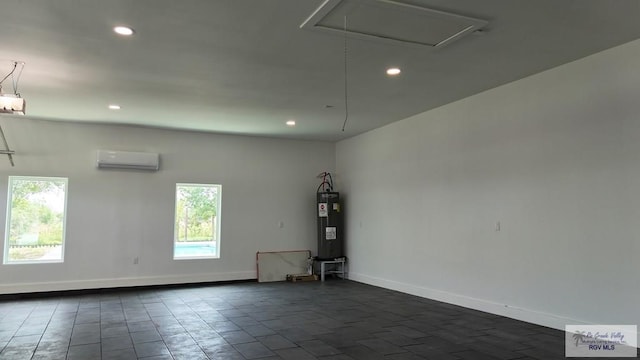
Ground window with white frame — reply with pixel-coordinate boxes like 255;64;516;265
4;176;68;264
174;183;221;259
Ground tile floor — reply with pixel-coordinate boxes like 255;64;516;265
0;280;585;359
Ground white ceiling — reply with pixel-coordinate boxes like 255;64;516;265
2;0;640;141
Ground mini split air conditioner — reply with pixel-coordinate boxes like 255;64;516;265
96;150;160;171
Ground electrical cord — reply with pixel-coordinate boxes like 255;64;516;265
0;62;17;88
316;182;330;193
12;62;24;96
316;171;335;193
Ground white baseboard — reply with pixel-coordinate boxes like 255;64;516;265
0;271;256;295
348;272;588;331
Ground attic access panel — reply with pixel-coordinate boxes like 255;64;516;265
301;0;487;48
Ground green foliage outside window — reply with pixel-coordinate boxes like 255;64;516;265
5;177;67;263
8;179;66;246
175;184;219;243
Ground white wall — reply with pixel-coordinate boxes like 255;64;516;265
0;119;334;294
336;39;640;330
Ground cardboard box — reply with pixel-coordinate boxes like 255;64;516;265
286;274;318;282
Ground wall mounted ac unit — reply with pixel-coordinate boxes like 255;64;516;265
96;150;160;171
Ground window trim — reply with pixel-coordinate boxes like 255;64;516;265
3;176;69;265
173;182;222;260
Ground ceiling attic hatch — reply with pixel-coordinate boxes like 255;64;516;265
301;0;488;48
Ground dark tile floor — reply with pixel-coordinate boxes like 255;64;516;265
0;280;577;359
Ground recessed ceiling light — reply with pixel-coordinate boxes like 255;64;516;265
108;104;121;110
386;67;401;76
286;120;296;126
113;26;135;36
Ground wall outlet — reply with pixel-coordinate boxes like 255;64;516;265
495;221;501;232
133;256;139;264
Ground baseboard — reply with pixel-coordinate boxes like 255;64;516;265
348;272;588;331
0;271;256;295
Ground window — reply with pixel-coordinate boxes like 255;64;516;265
4;177;68;264
174;183;221;259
